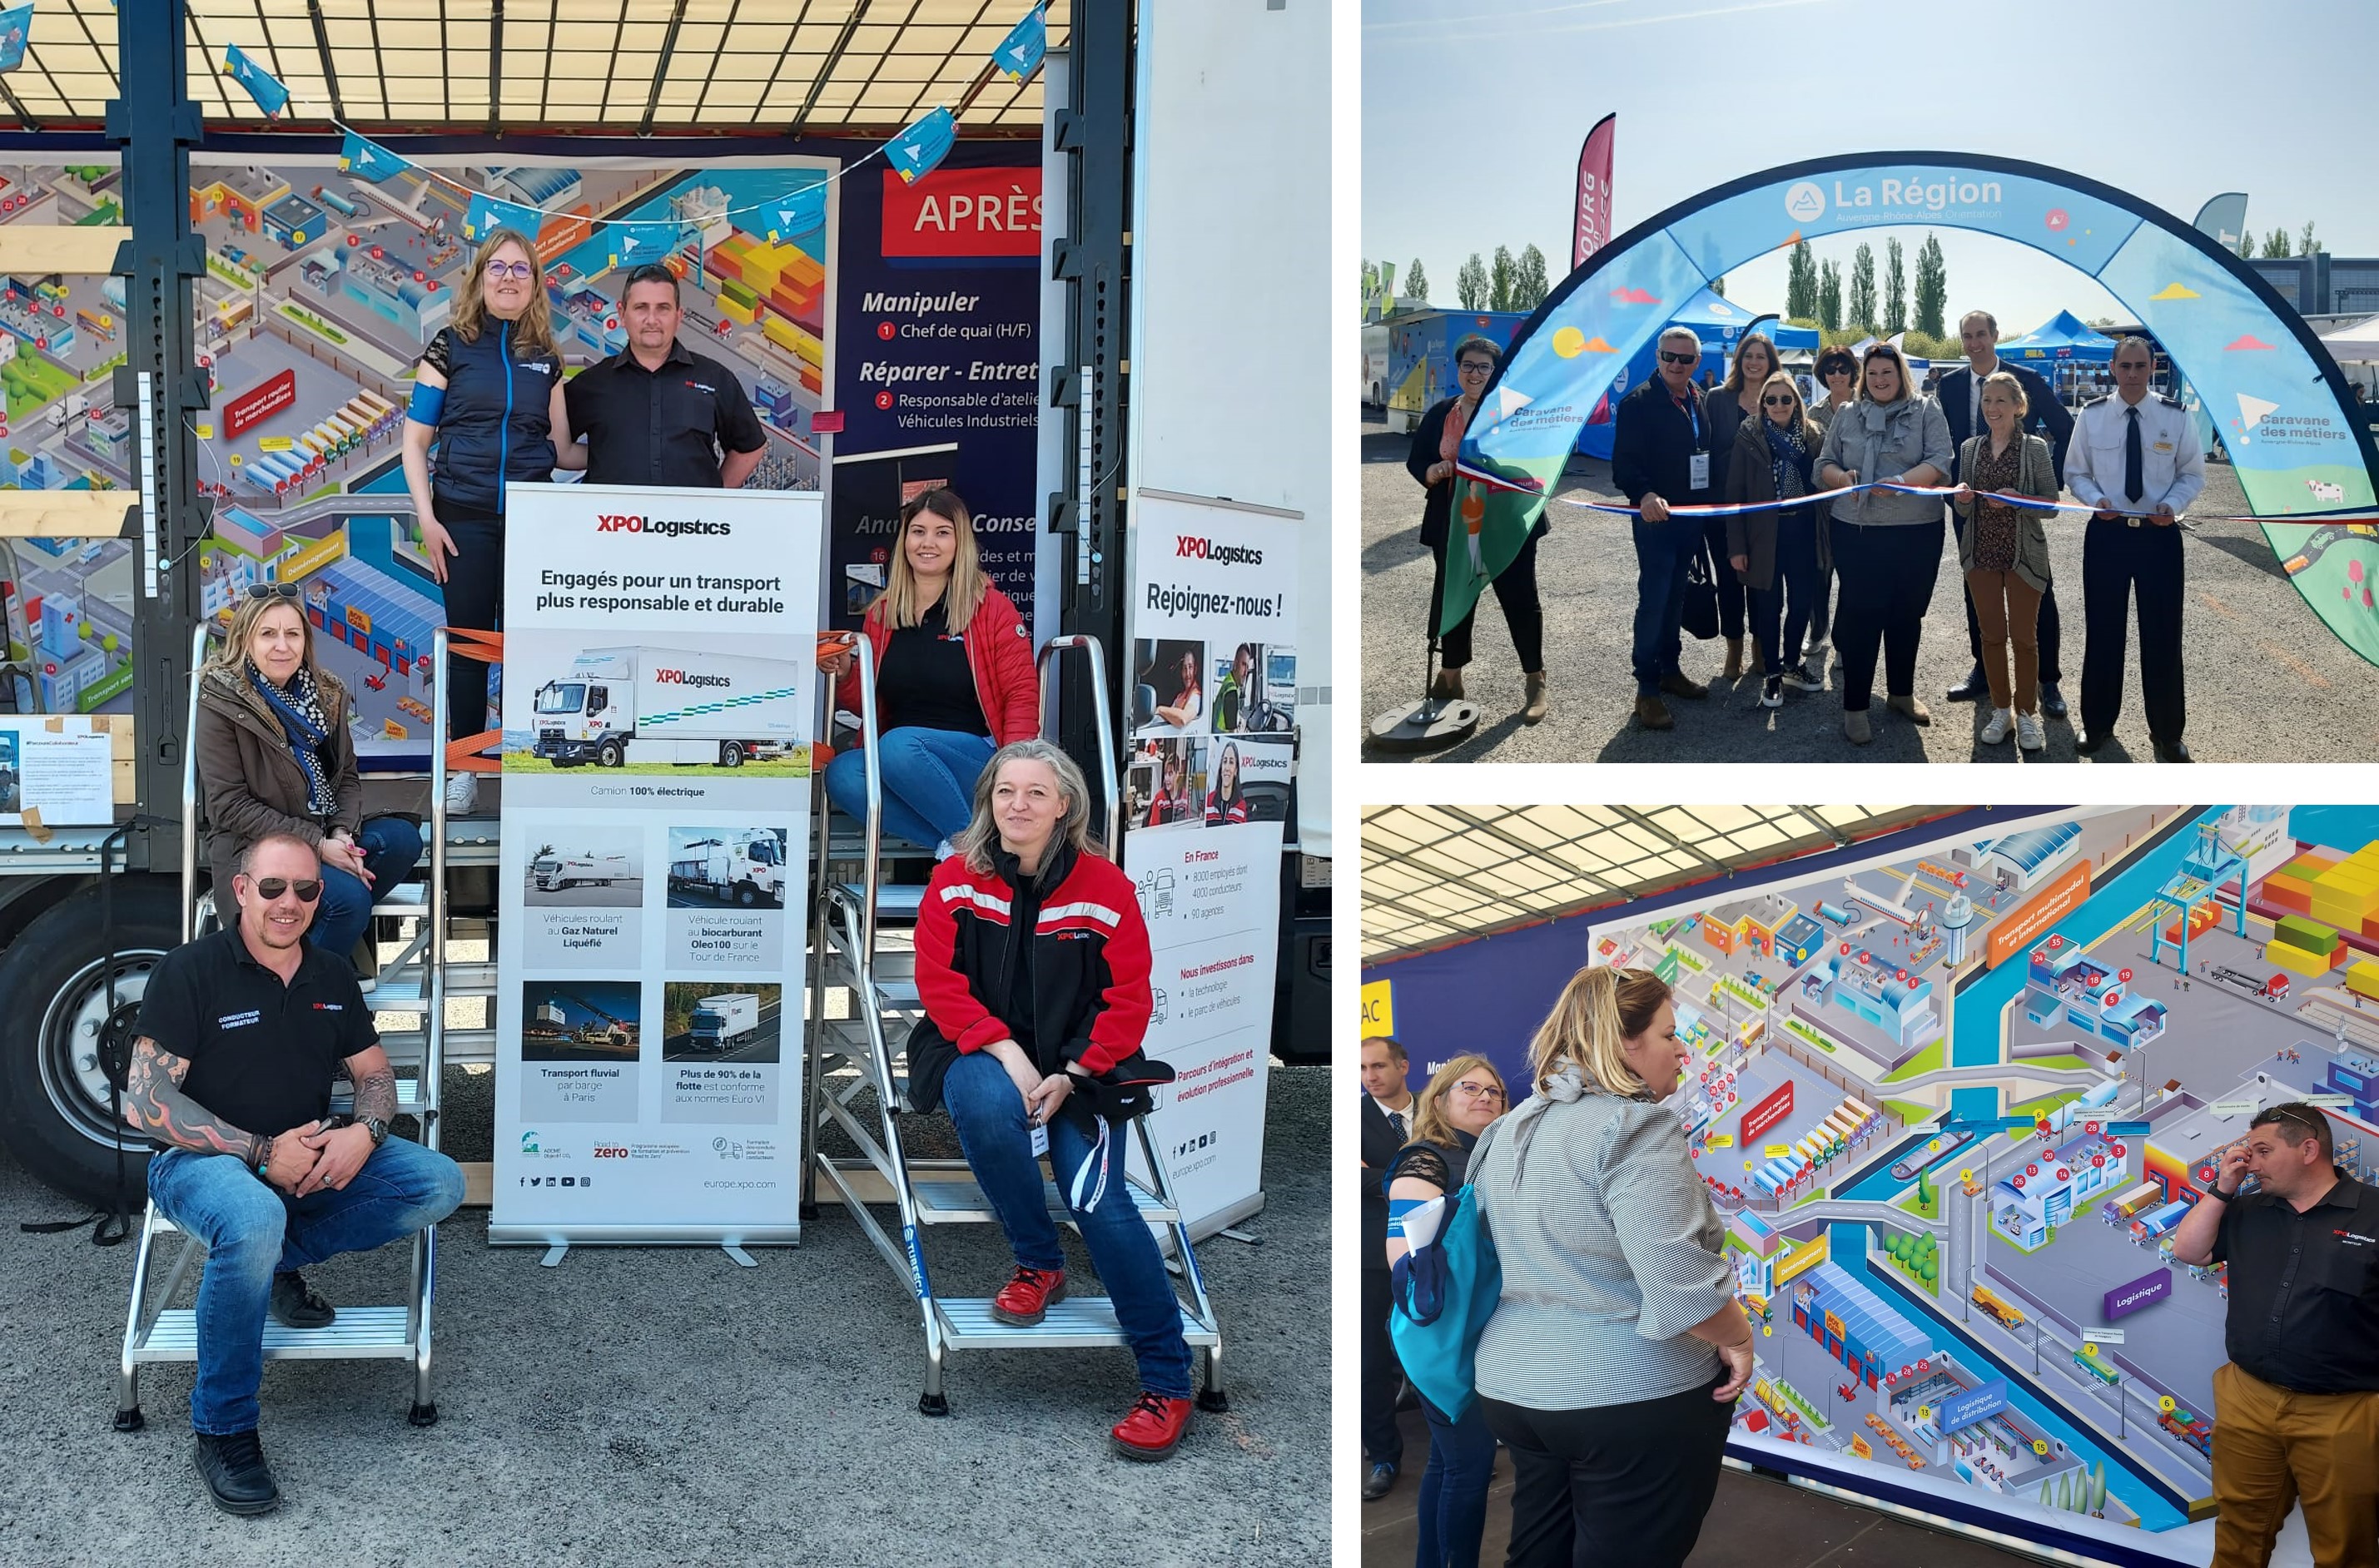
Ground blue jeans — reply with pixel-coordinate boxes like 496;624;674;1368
309;816;426;956
147;1138;465;1434
941;1049;1194;1400
823;727;997;851
1630;522;1705;697
1416;1394;1500;1568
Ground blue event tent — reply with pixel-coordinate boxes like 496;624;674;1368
1578;285;1781;459
1993;309;2118;367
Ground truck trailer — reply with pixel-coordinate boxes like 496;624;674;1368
689;992;761;1052
531;851;632;891
530;644;799;769
668;831;785;908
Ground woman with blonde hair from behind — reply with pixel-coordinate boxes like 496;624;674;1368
1468;965;1753;1568
1383;1052;1509;1568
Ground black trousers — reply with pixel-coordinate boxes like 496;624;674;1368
437;501;505;743
2079;516;2185;744
1829;517;1943;712
1361;1267;1404;1467
1428;528;1544;673
1483;1376;1735;1568
1701;516;1746;640
1952;505;2062;682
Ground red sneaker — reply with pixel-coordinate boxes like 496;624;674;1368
1111;1392;1193;1461
990;1265;1066;1326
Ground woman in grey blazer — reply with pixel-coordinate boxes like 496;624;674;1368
1469;965;1756;1568
1951;371;2058;752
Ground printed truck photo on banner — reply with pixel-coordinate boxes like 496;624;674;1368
662;981;782;1064
522;828;644;908
664;826;788;910
512;640;805;774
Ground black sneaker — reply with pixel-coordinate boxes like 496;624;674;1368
1781;662;1826;692
1761;675;1784;708
193;1429;281;1516
269;1272;335;1329
1946;664;1989;702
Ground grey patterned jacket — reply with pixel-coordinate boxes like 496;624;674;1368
1471;1066;1732;1411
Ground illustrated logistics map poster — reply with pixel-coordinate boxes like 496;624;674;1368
1587;806;2379;1564
489;482;818;1247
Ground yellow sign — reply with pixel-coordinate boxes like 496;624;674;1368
195;423;213;439
1707;1134;1734;1149
1824;1309;1845;1340
347;606;372;635
1766;1144;1791;1158
2083;1342;2098;1358
1360;979;1393;1035
1918;1405;1930;1421
2033;1439;2049;1456
1959;1169;1974;1183
258;435;294;452
2158;1395;2176;1415
1850;1434;1873;1459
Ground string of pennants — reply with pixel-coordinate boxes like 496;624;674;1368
214;3;1046;250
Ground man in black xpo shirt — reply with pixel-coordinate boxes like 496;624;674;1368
564;262;769;489
2170;1103;2379;1568
124;831;464;1516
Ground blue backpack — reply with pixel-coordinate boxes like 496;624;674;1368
1386;1129;1504;1422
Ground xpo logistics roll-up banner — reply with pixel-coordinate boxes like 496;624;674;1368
1122;489;1301;1237
490;482;822;1249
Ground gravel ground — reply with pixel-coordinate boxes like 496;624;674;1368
0;1062;1327;1567
1361;420;2377;764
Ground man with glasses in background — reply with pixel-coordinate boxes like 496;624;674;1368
122;831;465;1515
1612;325;1721;732
564;261;770;490
2171;1103;2379;1567
2064;335;2204;762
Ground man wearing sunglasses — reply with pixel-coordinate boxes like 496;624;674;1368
2170;1102;2378;1567
1612;325;1721;731
122;831;464;1515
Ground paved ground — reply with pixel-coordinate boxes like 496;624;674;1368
0;1064;1326;1566
1362;421;2379;764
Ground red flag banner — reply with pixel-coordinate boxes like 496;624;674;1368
1572;112;1616;271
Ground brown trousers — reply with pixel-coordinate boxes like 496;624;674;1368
2211;1361;2379;1568
1966;568;2043;715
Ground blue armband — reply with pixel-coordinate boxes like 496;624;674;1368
1387;1196;1424;1238
406;382;446;425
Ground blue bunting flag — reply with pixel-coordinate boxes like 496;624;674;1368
992;6;1045;82
0;4;35;75
883;107;956;186
463;189;543;246
603;221;681;270
339;130;405;184
224;43;290;117
764;182;826;242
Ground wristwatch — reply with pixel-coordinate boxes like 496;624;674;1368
357;1114;390;1149
2209;1184;2241;1202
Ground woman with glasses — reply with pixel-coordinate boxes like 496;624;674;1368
1722;371;1827;711
1816;343;1954;745
1950;372;2058;752
1408;335;1547;723
400;227;587;814
194;587;424;982
1470;965;1752;1568
1700;335;1781;682
1384;1052;1509;1568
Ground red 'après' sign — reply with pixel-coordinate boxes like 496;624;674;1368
881;167;1041;259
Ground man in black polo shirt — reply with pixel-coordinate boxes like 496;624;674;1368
125;831;464;1516
2170;1102;2379;1568
564;262;769;489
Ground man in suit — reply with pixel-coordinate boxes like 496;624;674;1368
1936;309;2075;716
1360;1034;1418;1500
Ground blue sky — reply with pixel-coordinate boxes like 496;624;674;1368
1364;0;2378;335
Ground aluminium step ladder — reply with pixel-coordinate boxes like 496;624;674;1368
115;627;478;1431
799;634;1225;1415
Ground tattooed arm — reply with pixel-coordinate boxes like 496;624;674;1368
344;1044;398;1124
294;1045;396;1197
122;1035;266;1163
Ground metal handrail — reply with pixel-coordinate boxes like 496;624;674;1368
854;635;884;963
179;622;208;941
1034;634;1119;842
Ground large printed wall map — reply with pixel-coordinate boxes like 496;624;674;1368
1587;806;2379;1561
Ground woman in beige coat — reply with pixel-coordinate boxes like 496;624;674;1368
1950;371;2059;752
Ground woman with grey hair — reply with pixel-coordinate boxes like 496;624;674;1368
903;738;1198;1461
1469;965;1753;1568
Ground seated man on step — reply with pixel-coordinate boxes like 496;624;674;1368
123;831;465;1516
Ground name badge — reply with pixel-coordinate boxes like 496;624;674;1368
2153;440;2173;453
1030;1123;1050;1159
1689;452;1711;490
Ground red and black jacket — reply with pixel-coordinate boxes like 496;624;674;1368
906;841;1156;1119
834;583;1041;747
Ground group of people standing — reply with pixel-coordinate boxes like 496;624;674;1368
1409;309;2205;759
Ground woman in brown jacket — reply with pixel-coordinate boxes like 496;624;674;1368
1722;370;1828;710
1950;371;2059;752
195;586;422;975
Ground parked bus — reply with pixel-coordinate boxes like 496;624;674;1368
2072;1349;2119;1387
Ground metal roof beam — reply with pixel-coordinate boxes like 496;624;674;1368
486;0;504;137
790;0;870;136
306;0;344;122
1613;806;1728;871
1439;807;1624;901
638;0;691;136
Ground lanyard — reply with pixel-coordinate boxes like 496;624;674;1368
1672;389;1701;447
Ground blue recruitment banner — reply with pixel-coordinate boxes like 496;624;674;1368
1937;1377;2010;1434
1458;152;2379;665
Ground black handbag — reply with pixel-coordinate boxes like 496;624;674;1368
1680;542;1721;642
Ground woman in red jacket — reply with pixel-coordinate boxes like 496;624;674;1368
821;489;1039;855
908;738;1199;1461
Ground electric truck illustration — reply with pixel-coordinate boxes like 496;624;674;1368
531;645;799;768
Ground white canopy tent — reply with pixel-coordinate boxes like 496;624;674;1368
2320;315;2379;361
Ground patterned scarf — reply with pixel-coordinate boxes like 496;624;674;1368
1763;420;1813;505
248;661;338;816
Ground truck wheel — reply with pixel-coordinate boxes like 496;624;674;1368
736;881;757;908
720;742;746;767
0;880;178;1208
597;740;624;768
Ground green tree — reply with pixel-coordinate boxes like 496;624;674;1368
2237;229;2256;260
1848;243;1878;334
2040;1481;2055;1510
1406;257;1429;303
1884;237;1907;335
1819;259;1843;331
1711;275;1726;298
1913;234;1948;338
1785;237;1817;321
2261;226;2292;259
1490;246;1517;313
2300;221;2323;256
1921;1258;1937;1283
2058;1471;2073;1511
1916;1164;1933;1208
1513;244;1550;311
2091;1461;2108;1514
1456;252;1489;310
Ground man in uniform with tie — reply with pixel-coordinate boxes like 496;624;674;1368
1359;1035;1419;1499
2064;336;2205;762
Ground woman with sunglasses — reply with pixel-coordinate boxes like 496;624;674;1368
1815;343;1954;746
1408;335;1547;723
1699;335;1781;682
195;587;424;982
400;226;587;815
1383;1051;1508;1568
1722;371;1827;711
